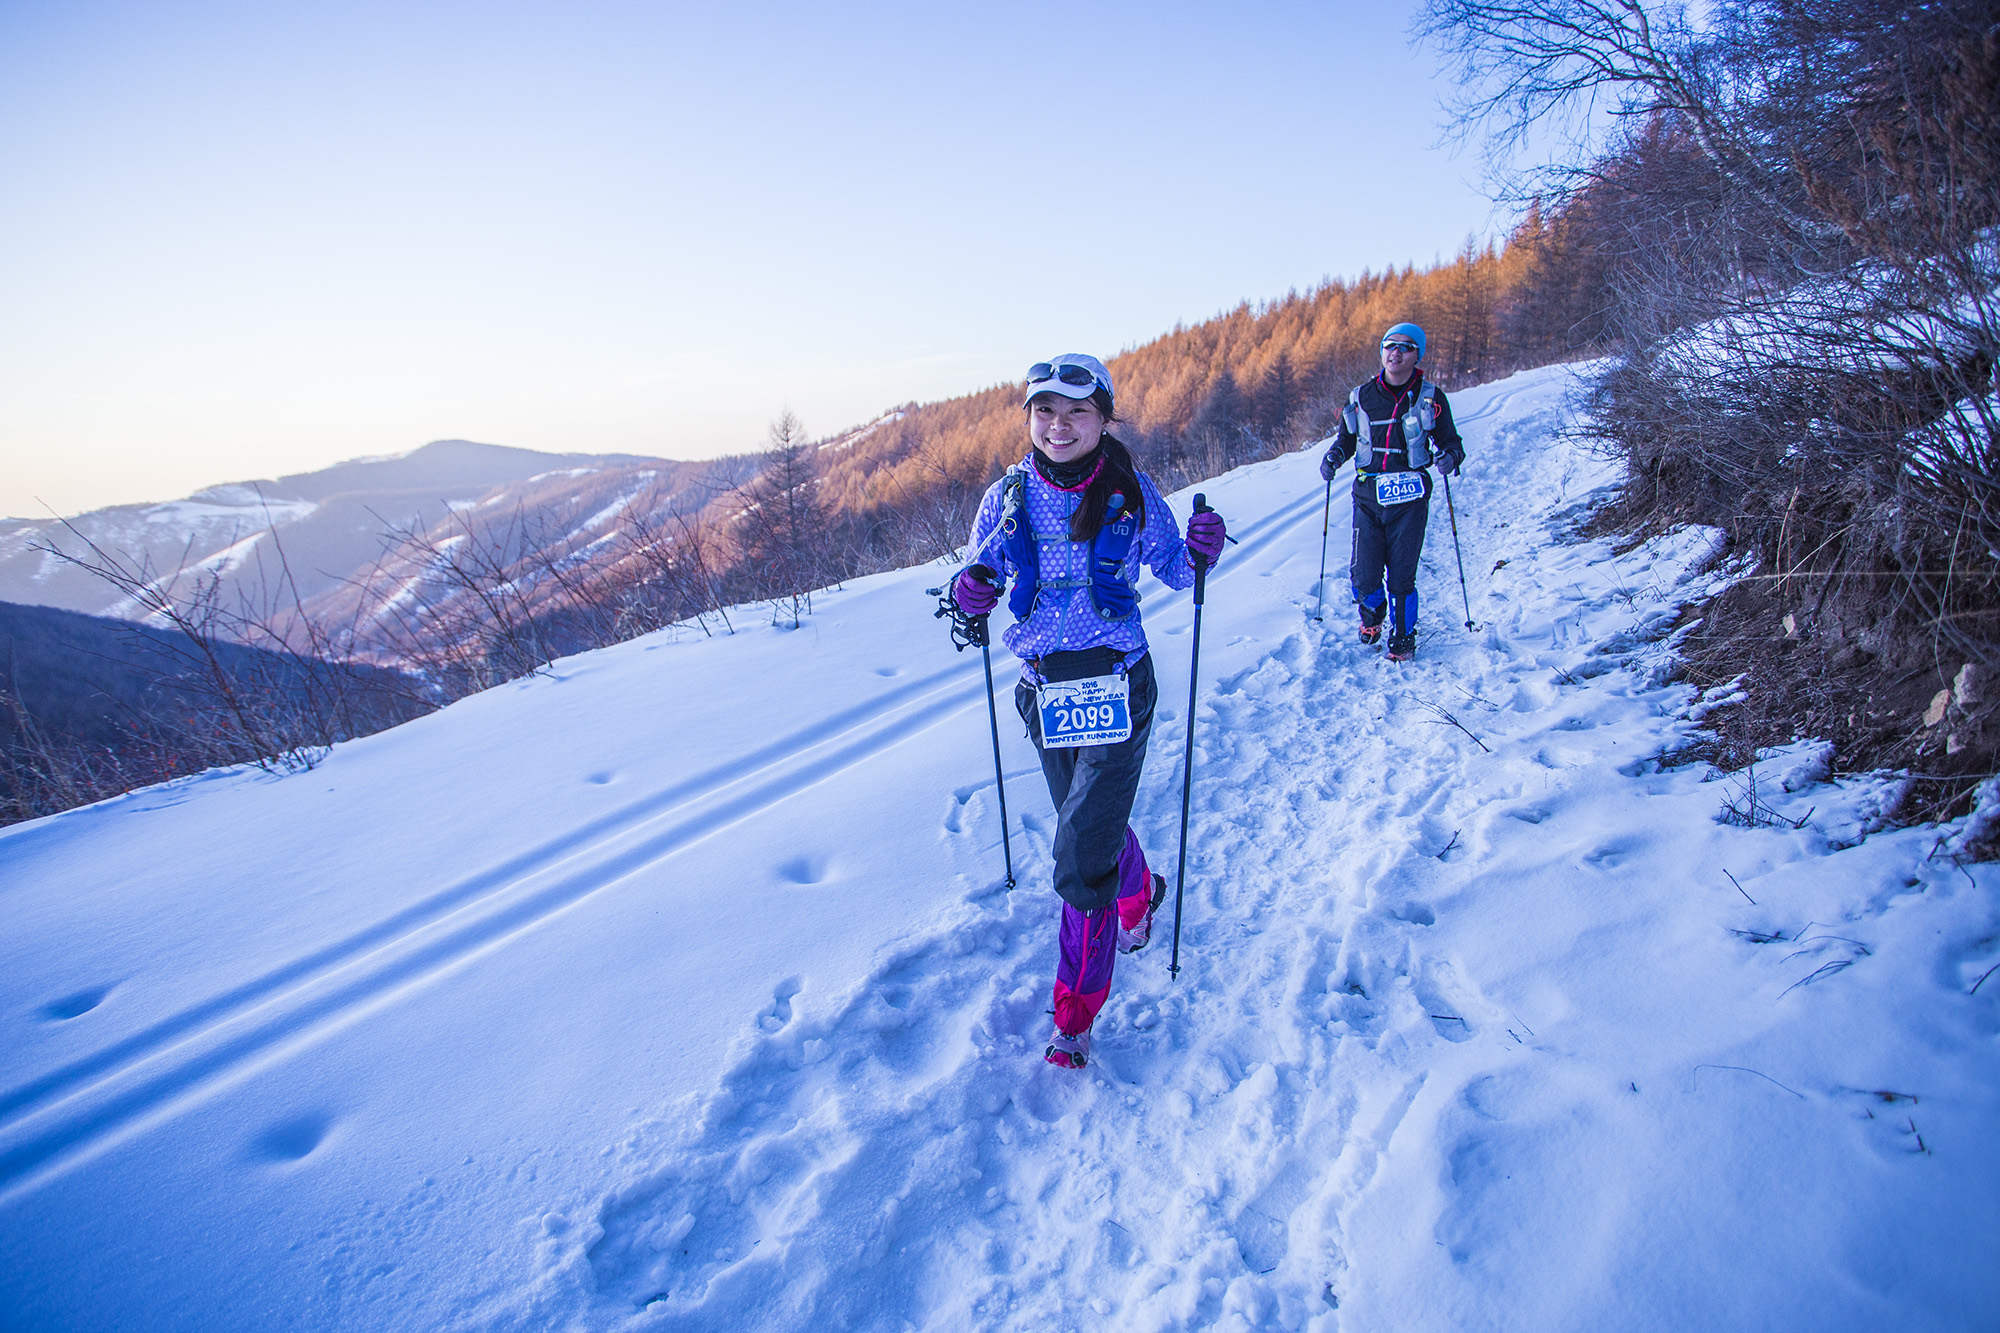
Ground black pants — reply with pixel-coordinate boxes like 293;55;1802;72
1350;485;1432;635
1015;651;1158;912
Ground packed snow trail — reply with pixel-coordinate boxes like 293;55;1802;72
502;368;1997;1330
3;365;1994;1331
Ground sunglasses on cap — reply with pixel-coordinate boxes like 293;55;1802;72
1027;362;1102;390
1381;341;1419;354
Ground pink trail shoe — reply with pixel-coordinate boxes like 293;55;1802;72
1045;1027;1091;1068
1118;873;1168;953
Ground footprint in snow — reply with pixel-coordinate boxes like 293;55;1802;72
943;783;985;835
758;977;803;1032
1413;959;1479;1043
1460;1069;1548;1122
1835;1087;1933;1160
40;985;115;1021
248;1110;338;1164
775;854;832;886
595;1159;765;1311
1580;833;1650;872
1319;976;1380;1041
1233;1202;1289;1275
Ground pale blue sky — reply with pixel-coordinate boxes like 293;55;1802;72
0;1;1500;518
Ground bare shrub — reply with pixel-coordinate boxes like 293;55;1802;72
611;479;737;639
30;516;410;775
357;498;638;693
1425;0;2000;824
726;411;839;628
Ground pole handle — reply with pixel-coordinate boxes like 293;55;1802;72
1190;493;1212;605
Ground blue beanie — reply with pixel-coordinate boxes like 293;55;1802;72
1383;323;1426;359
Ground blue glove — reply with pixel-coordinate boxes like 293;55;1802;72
1319;451;1340;482
1186;510;1226;564
952;565;999;616
1437;452;1460;478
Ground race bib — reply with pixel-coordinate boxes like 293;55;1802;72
1375;472;1426;506
1036;673;1133;748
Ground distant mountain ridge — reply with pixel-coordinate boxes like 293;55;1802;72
182;439;675;507
0;439;741;647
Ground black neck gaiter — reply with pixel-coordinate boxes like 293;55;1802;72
1032;446;1102;490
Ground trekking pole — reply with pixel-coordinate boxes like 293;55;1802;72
1311;469;1333;621
1169;494;1215;980
973;617;1015;889
930;575;1015;889
1439;470;1475;630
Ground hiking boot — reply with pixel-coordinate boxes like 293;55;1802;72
1358;622;1382;646
1045;1027;1091;1069
1118;873;1168;953
1386;633;1417;661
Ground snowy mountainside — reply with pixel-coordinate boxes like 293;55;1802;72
0;364;1993;1331
0;439;701;637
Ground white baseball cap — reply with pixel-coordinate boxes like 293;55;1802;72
1023;353;1113;407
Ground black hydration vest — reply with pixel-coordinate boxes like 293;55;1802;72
1346;380;1439;472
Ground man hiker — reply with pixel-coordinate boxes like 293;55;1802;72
1319;322;1465;661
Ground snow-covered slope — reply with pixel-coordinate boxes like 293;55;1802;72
2;365;1994;1331
0;439;693;637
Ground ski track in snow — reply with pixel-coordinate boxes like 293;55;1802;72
0;655;1001;1200
488;369;1814;1331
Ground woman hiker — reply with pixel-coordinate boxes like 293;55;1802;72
950;353;1226;1068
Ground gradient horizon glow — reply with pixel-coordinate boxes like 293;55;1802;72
0;0;1498;519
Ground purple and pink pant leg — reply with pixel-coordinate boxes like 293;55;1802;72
1052;828;1154;1035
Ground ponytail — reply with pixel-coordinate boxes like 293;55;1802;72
1068;434;1145;543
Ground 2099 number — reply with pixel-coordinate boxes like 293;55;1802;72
1053;704;1119;733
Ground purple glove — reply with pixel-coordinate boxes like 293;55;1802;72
952;565;1000;617
1186;510;1226;564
